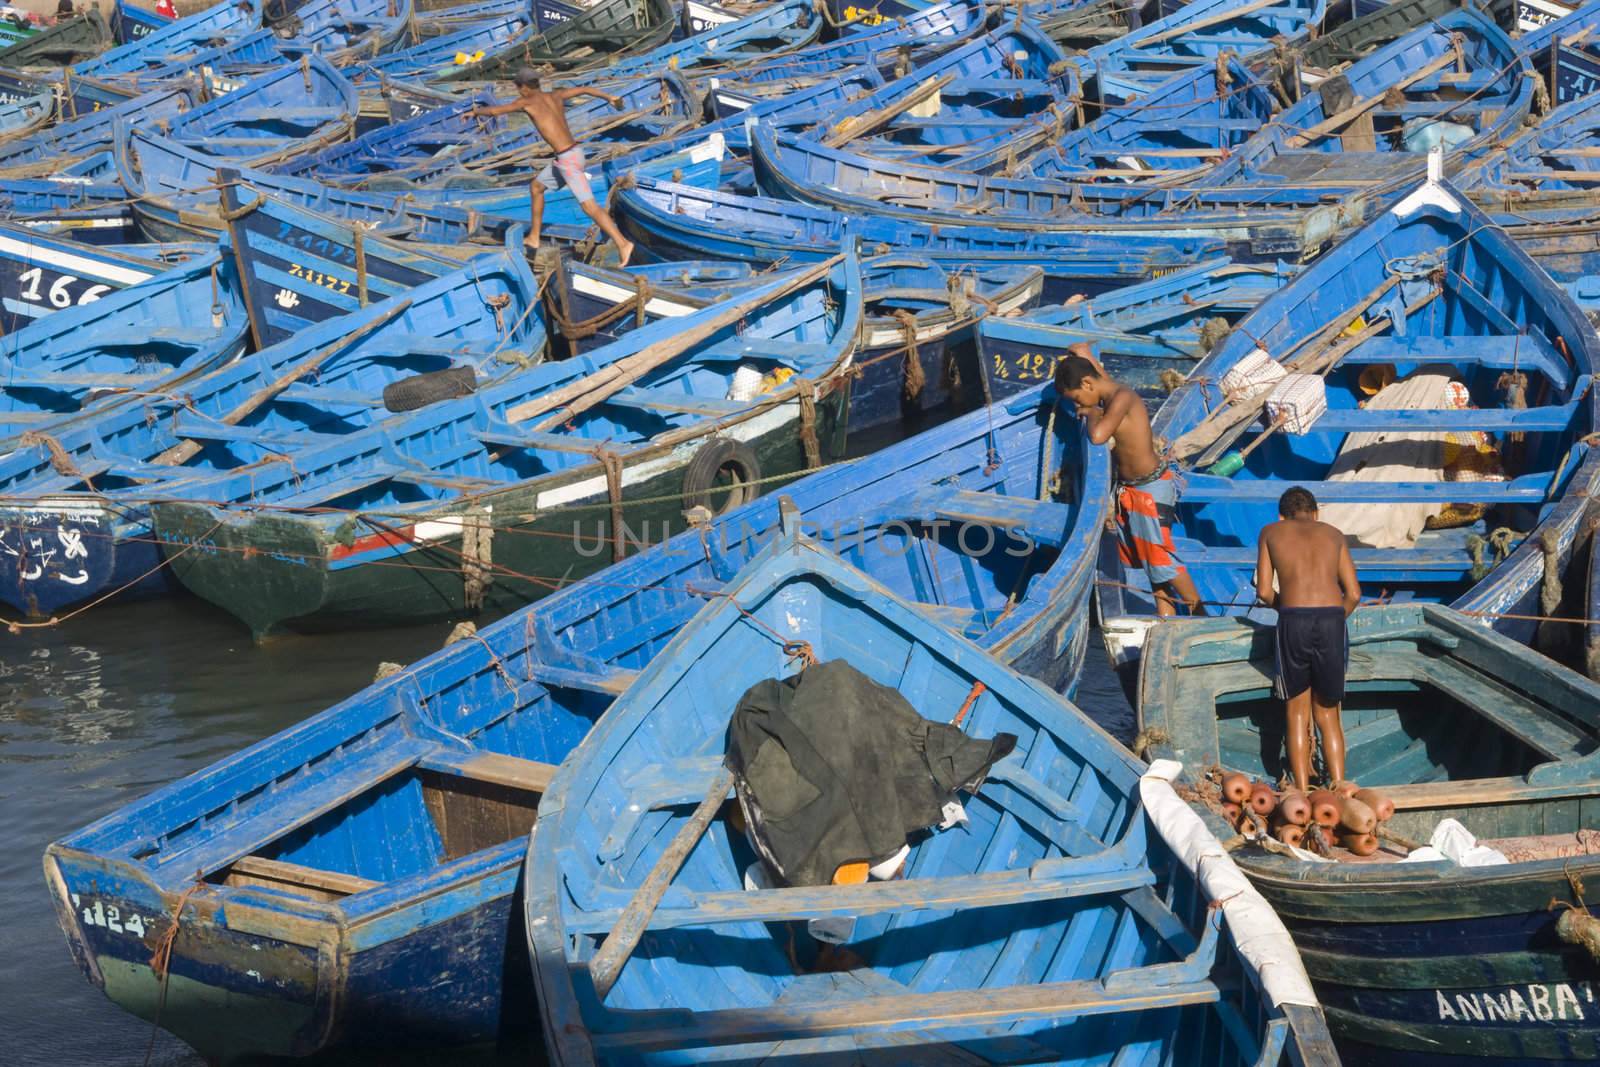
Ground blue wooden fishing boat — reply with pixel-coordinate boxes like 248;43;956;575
220;179;459;348
718;0;986;85
72;0;261;79
156;54;359;168
0;83;194;174
146;254;862;635
1029;52;1276;182
588;0;823;80
748;123;1362;261
1198;10;1534;195
0;85;54;143
110;0;171;44
0;243;546;616
37;353;1131;1061
118;122;527;245
976;258;1295;402
117;121;724;246
352;11;538;82
525;525;1336;1064
615;176;1224;299
0;8;112;66
0;248;245;432
1139;604;1600;1063
0;220;178;334
556;251;1044;430
284;73;699;190
438;0;676;79
84;26;282;87
270;0;414;65
1098;164;1600;669
1086;0;1327;102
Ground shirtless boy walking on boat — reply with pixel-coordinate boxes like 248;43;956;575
1053;347;1204;617
1255;486;1361;793
472;69;635;265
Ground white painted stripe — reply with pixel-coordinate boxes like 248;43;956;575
570;272;698;318
0;234;154;285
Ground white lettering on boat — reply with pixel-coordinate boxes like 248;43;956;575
1436;983;1591;1023
71;893;150;940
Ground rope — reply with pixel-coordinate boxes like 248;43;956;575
795;377;822;470
142;870;207;1067
600;449;626;562
892;309;925;402
459;506;494;610
18;430;89;485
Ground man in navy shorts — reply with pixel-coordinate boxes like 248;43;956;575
1254;487;1361;792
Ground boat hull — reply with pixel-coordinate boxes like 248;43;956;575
155;392;851;636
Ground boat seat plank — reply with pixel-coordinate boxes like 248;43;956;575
276;384;385;408
695;337;830;365
23;456;113;493
568;857;1153;933
606;386;747;417
1307;400;1578;433
476;421;601;455
905;486;1072;548
588;974;1219;1052
226;854;380;897
1172;542;1485;571
1341;334;1569;383
1420;661;1593;762
418;750;557;794
1179;473;1550;504
275;466;404;507
170;414;340;448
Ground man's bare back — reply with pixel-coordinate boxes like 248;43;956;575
1255;490;1359;613
514;92;580;154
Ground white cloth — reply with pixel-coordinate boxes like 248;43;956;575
1319;371;1457;548
1399;817;1509;866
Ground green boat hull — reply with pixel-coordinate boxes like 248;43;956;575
155;389;850;637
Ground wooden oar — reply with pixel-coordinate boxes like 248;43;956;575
1285;46;1460;149
823;74;952;149
588;767;736;1000
151;299;413;467
505;256;840;429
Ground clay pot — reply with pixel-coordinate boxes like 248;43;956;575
1220;801;1242;824
1307;789;1341;828
1247;781;1277;815
1275;823;1306;847
1334;780;1360;799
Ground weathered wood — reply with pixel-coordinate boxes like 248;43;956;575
506;258;838;428
823;74;953;149
587;767;735;999
226;854;381;899
1286;49;1460;148
590;976;1221;1052
152;300;413;467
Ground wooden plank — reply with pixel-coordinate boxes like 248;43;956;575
1285;49;1459;148
589;975;1220;1052
588;767;736;999
419;750;557;793
824;74;953;149
505;258;838;429
227;854;380;898
569;861;1153;934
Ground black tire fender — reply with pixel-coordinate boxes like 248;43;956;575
681;437;761;515
382;366;477;413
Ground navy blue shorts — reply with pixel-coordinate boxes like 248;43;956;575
1274;606;1347;704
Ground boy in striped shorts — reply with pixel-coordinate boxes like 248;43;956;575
1054;348;1203;617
